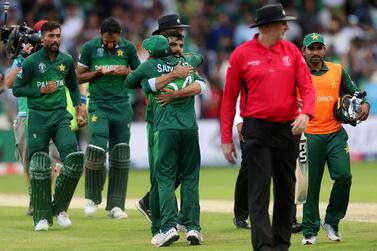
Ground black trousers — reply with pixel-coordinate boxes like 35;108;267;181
242;118;299;251
234;141;249;221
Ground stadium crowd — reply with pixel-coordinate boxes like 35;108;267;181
1;0;377;123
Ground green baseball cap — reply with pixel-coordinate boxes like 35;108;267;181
303;33;325;47
142;35;170;57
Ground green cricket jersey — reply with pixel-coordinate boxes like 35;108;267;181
78;37;140;103
13;48;80;111
125;53;203;124
125;55;204;130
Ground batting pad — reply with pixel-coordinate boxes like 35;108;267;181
85;145;106;204
53;152;84;215
30;152;53;225
106;143;130;210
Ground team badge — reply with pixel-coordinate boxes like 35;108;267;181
97;48;104;57
91;115;98;123
38;63;47;73
117;49;124;57
330;80;336;88
282;56;291;66
311;33;319;40
58;64;65;72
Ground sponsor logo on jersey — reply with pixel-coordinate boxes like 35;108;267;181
317;96;335;102
282;56;291;66
247;60;261;66
38;63;47;73
94;65;118;70
97;48;105;57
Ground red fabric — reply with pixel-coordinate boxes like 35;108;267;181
33;20;48;32
220;34;315;143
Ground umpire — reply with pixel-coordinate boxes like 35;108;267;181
220;4;315;251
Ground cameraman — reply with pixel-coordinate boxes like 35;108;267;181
4;20;61;216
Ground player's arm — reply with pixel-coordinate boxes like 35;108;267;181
66;59;86;127
13;59;41;97
155;71;206;106
147;61;192;91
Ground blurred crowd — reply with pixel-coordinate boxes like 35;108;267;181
1;0;377;124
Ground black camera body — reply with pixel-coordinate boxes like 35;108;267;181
1;23;42;59
1;2;42;59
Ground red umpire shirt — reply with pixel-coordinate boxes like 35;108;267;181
221;34;315;143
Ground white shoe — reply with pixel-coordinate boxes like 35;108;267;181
301;235;316;245
84;200;98;217
35;219;49;231
176;223;188;234
153;227;179;247
56;211;72;228
108;207;128;219
151;232;163;245
322;222;341;241
186;230;203;245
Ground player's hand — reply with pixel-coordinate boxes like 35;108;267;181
156;88;180;106
291;113;310;135
76;104;87;128
358;103;370;121
222;143;237;164
40;80;58;94
236;122;244;142
112;65;131;76
97;66;115;75
172;61;193;79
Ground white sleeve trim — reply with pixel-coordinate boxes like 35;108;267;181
196;80;207;95
148;78;157;92
233;94;243;126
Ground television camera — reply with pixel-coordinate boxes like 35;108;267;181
0;2;42;59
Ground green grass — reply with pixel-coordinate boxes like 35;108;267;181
0;163;377;250
1;162;377;202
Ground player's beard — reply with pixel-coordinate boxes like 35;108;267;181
45;42;60;53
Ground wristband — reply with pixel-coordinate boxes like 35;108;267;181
80;94;87;104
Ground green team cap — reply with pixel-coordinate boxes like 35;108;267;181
303;33;325;47
142;35;170;57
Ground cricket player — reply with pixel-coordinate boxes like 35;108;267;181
301;33;370;245
125;35;205;247
77;17;140;219
13;21;86;231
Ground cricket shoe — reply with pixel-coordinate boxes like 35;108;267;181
186;230;203;245
108;207;128;219
301;235;316;245
84;199;98;217
151;232;163;245
233;218;251;229
176;223;188;233
135;199;151;224
153;227;179;247
56;211;72;228
35;219;49;231
322;222;341;241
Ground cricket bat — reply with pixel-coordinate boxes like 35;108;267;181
295;134;308;204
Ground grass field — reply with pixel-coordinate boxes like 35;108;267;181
0;162;377;250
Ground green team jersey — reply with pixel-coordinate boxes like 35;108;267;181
78;37;140;103
125;55;204;130
13;48;80;111
125;53;203;124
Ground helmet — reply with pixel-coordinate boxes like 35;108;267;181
333;91;366;126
